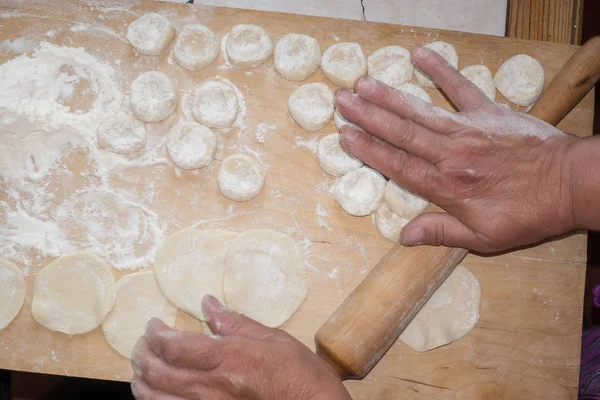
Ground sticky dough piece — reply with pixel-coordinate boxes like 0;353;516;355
274;33;322;81
167;122;217;170
368;46;413;89
461;65;496;101
415;41;459;88
318;133;363;177
288;82;334;132
400;265;481;352
334;167;386;216
173;24;219;71
130;71;178;123
494;54;544;107
374;203;409;243
97;113;147;155
192;80;239;129
0;258;25;330
333;109;361;131
226;24;273;69
384;180;428;219
102;272;177;359
32;253;116;335
398;83;432;103
154;229;229;321
321;42;367;89
127;13;176;56
223;229;308;328
218;154;266;202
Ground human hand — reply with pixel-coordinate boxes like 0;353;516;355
130;295;351;400
335;46;580;253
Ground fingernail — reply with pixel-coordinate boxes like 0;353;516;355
412;46;429;59
401;227;426;246
203;294;227;314
336;89;355;107
356;75;377;94
341;127;360;146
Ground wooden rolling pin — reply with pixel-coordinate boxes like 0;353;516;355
315;36;600;380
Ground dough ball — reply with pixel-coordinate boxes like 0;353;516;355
494;54;544;107
274;33;322;81
154;229;229;321
127;13;176;56
102;272;177;359
0;258;25;330
321;43;367;89
192;80;239;129
32;253;116;335
288;82;334;132
461;65;496;101
167;122;217;170
97;114;147;155
334;167;386;216
367;46;413;89
318;133;363;177
414;41;459;88
226;24;273;69
374;203;409;243
400;265;481;352
130;71;178;123
384;180;428;219
223;230;308;328
333;109;361;131
173;24;219;71
218;154;266;202
398;83;432;103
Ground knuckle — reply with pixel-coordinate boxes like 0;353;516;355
388;151;408;174
161;340;183;365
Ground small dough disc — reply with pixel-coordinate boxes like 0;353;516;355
127;13;176;56
334;167;386;216
97;113;147;155
494;54;544;107
274;33;322;81
223;230;308;328
218;154;266;202
0;258;25;330
384;180;428;219
367;46;413;89
192;80;239;129
154;229;229;321
318;133;363;177
288;82;334;132
102;271;177;359
321;43;367;89
400;265;481;352
173;24;219;71
415;41;459;88
130;71;178;123
167;122;217;170
398;83;432;103
461;65;496;101
333;109;361;131
374;203;409;243
32;253;116;335
226;24;273;69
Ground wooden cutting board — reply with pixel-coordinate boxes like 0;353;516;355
0;0;593;398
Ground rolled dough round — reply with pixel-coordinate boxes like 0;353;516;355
384;180;428;219
288;82;334;132
321;42;367;89
374;203;409;243
0;258;25;330
192;80;239;129
274;33;322;81
333;109;361;131
167;122;217;170
398;83;432;103
97;113;147;155
334;167;386;216
225;24;273;69
127;13;176;56
460;65;496;101
32;253;116;335
318;133;363;177
130;71;178;123
494;54;544;107
223;230;308;328
173;24;219;71
218;154;266;202
415;41;459;88
102;271;177;359
367;46;413;90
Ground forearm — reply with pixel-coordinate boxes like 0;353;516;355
568;135;600;230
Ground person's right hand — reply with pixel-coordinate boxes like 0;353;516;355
335;46;583;253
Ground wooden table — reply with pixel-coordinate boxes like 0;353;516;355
0;0;594;398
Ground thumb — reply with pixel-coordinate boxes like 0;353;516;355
202;295;277;339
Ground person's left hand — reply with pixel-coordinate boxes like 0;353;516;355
130;295;351;400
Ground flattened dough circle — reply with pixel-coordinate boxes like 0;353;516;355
218;154;266;202
374;203;409;243
384;180;428;219
494;54;544;107
274;33;322;81
334;167;386;216
226;24;273;69
318;133;363;177
398;83;432;103
461;65;496;101
367;46;413;89
192;80;240;129
321;43;367;89
0;258;25;330
97;113;147;155
130;71;178;123
173;24;219;71
127;13;176;56
288;82;334;132
167;122;217;170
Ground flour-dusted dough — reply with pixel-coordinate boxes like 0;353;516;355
384;180;428;219
223;230;308;328
209;229;239;242
130;71;178;123
415;41;459;88
167;122;217;170
0;258;25;330
127;13;176;56
318;133;363;177
192;80;239;129
97;113;147;155
367;46;413;90
32;253;116;335
173;24;219;71
374;203;409;243
334;167;386;216
154;229;229;321
102;272;177;359
321;43;367;89
288;82;334;132
274;33;322;81
226;24;273;69
333;109;361;131
218;154;266;202
398;83;432;103
494;54;545;107
461;65;496;101
400;265;481;352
